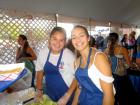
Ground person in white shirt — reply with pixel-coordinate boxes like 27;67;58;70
36;27;76;105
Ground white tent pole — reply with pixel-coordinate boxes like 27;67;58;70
55;13;59;26
89;18;92;35
109;22;111;32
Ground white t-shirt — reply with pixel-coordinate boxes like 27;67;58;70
36;46;75;87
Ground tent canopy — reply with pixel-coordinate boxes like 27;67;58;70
0;0;140;27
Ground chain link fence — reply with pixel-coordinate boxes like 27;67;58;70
0;10;56;64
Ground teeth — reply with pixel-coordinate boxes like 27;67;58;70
76;44;82;48
77;43;82;47
76;42;82;46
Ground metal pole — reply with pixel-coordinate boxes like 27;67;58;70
55;13;58;26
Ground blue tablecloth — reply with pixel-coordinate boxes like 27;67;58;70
0;68;28;92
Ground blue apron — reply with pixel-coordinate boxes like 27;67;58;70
75;48;103;105
44;49;72;105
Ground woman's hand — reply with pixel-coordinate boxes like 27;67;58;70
35;89;43;102
57;92;70;105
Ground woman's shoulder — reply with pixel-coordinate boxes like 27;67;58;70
90;48;107;65
91;51;112;76
37;46;49;55
63;48;75;56
26;46;34;51
115;45;126;52
64;48;73;52
94;51;106;60
91;48;105;57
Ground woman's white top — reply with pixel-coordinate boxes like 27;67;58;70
88;52;115;92
36;46;75;87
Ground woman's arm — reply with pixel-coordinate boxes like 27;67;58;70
26;47;37;60
16;48;21;62
36;71;44;100
72;85;80;105
67;59;79;96
57;59;79;105
67;79;77;97
57;77;77;105
94;53;115;105
122;47;131;65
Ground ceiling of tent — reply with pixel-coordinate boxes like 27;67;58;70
0;0;140;27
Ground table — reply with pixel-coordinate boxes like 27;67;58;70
0;69;27;92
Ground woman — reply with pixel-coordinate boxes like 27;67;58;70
16;34;37;63
105;33;131;76
36;27;76;105
105;32;131;105
121;34;128;49
136;35;140;68
16;34;37;87
127;32;136;61
71;25;114;105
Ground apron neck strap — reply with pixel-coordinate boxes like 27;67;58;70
47;49;51;62
86;48;92;69
47;49;64;67
57;49;64;67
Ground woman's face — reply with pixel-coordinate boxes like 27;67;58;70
124;34;127;38
49;31;66;54
71;27;89;51
17;36;25;46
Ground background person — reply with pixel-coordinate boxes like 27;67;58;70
16;34;37;88
104;32;132;105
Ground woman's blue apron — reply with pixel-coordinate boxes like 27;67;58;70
43;50;72;105
75;48;103;105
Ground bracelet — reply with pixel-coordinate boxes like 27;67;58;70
37;88;43;91
65;92;70;97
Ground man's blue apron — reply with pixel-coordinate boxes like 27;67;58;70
44;49;72;105
75;48;103;105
